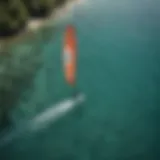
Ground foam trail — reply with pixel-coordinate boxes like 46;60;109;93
0;94;85;147
30;94;85;130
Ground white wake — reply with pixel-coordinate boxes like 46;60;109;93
0;94;85;147
30;94;85;130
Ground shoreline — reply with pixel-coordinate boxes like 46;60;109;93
0;0;78;46
0;0;79;128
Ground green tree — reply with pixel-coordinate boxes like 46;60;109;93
54;0;67;7
21;0;56;18
21;0;68;18
0;0;28;37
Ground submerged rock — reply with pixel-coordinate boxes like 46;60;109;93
0;37;44;129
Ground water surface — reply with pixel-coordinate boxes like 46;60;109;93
0;0;159;160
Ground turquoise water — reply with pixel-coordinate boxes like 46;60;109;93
0;0;159;159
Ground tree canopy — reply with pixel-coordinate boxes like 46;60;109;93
0;0;69;37
0;0;28;37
